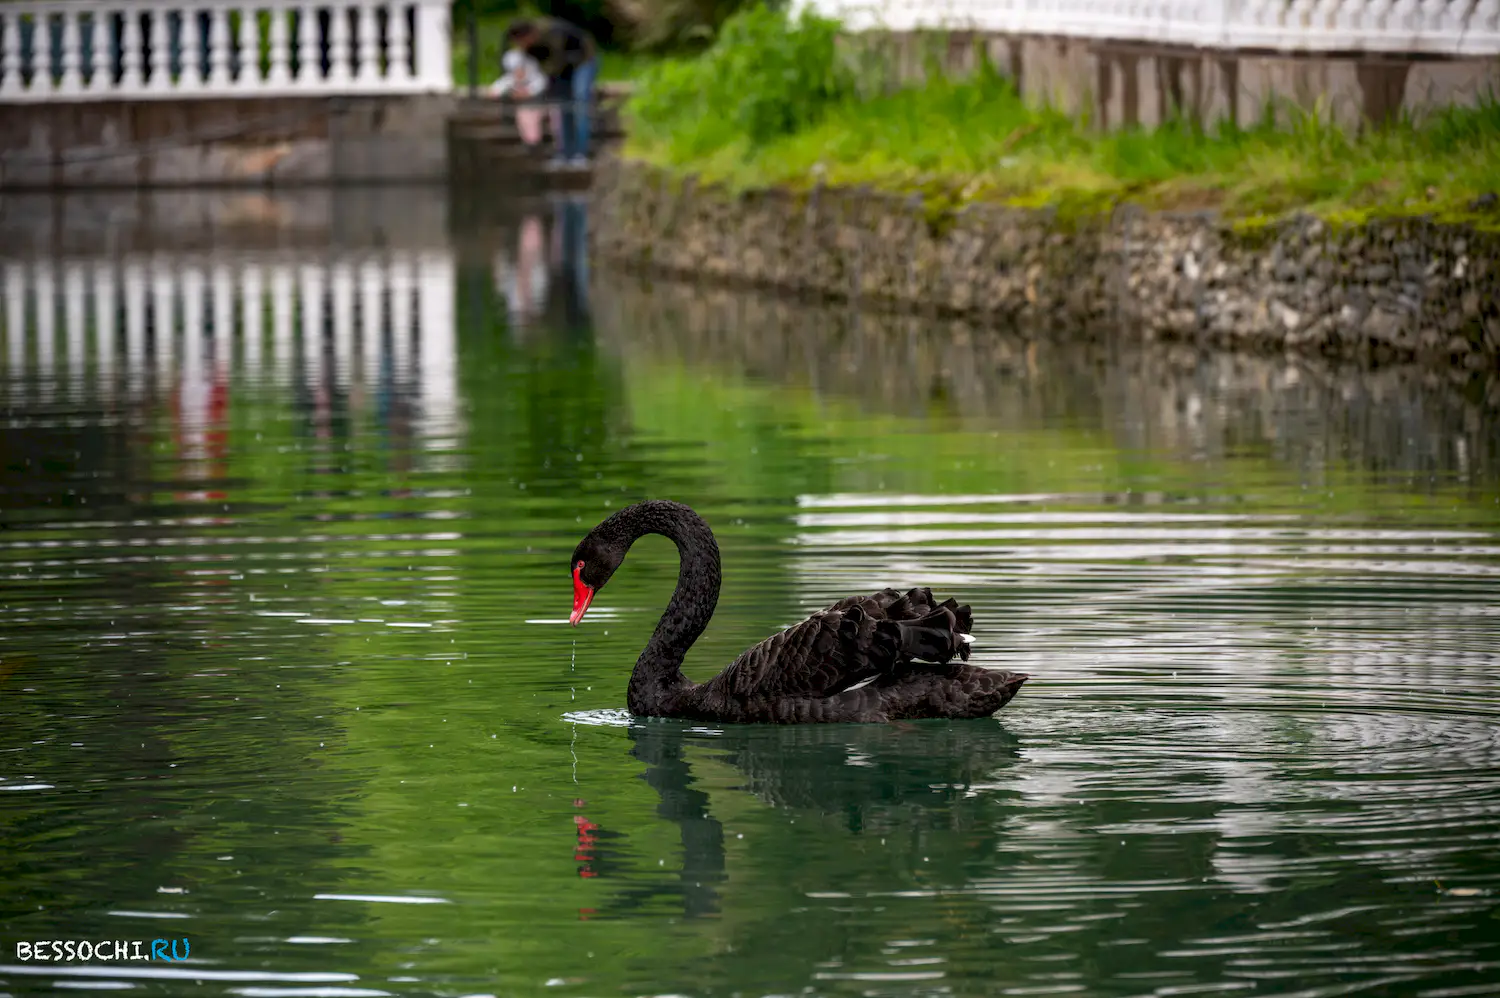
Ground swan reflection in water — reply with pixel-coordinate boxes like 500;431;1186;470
572;718;1022;919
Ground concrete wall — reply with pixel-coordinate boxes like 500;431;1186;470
861;31;1500;131
0;95;456;190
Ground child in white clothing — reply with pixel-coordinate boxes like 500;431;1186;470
490;49;557;148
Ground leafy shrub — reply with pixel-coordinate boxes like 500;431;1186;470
627;5;854;157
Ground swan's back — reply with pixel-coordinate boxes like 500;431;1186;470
676;587;1025;723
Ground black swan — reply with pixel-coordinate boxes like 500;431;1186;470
568;500;1028;723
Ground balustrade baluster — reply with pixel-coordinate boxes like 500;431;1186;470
1333;0;1360;34
1;10;23;97
1391;0;1422;38
1310;0;1343;42
357;2;380;83
1438;0;1471;35
208;7;231;88
296;5;317;86
59;10;82;94
1365;0;1397;33
81;12;102;92
182;8;205;88
234;4;254;86
389;1;412;82
1414;0;1448;50
329;4;352;84
268;8;290;85
120;11;143;92
148;10;171;91
1190;0;1219;45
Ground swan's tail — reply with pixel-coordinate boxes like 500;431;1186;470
892;605;973;665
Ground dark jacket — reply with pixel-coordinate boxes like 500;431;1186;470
523;18;597;79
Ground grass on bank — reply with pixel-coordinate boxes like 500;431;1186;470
624;7;1500;222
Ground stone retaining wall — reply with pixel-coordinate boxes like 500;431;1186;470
591;160;1500;368
0;96;454;190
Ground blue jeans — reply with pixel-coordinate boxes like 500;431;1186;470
559;58;599;159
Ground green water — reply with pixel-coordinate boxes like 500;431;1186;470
3;191;1500;998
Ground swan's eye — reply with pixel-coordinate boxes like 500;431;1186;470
575;560;585;571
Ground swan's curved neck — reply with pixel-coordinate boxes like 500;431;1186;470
615;502;720;709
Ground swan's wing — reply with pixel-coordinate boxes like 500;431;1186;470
696;587;975;704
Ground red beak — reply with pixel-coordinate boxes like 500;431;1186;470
570;565;595;627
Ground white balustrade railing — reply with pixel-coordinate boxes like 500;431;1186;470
0;0;451;102
0;249;460;446
792;0;1500;55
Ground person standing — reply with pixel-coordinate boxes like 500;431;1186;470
505;17;599;168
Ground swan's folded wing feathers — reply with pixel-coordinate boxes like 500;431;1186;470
700;587;976;703
701;610;873;702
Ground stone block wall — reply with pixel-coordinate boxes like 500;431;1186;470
591;160;1500;368
0;95;455;190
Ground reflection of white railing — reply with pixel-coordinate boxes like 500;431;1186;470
0;250;459;443
0;0;451;102
792;0;1500;55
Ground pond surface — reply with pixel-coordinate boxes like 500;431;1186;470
2;188;1499;998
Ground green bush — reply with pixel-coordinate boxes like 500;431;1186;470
627;5;853;156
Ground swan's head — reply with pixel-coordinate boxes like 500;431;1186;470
568;531;627;626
